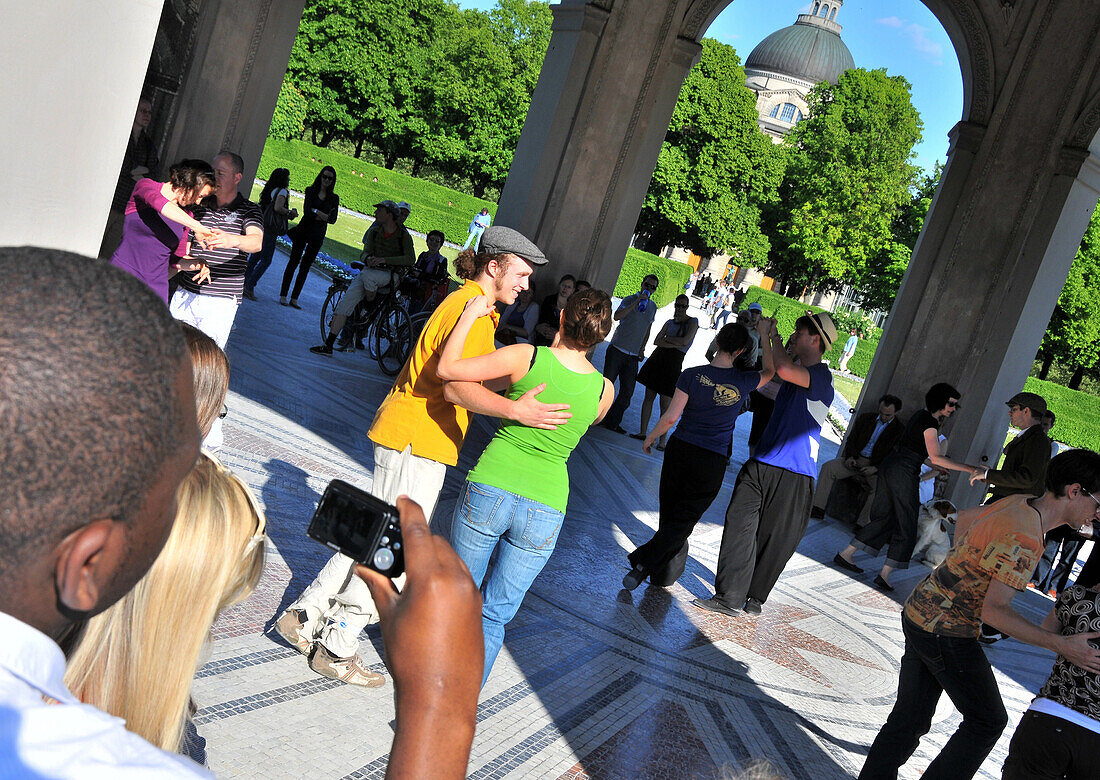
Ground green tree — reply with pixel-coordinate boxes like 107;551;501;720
769;68;923;294
268;80;308;142
1039;204;1100;388
855;162;941;311
286;0;447;167
634;39;785;263
419;1;552;196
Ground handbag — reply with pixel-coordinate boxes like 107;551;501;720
263;188;290;236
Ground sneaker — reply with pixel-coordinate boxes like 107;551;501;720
289;299;302;310
273;609;313;655
691;597;740;617
310;344;333;355
308;644;385;688
743;597;763;615
622;564;648;591
279;296;288;306
334;340;355;353
243;288;257;301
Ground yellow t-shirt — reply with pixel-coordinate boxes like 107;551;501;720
368;280;499;466
904;494;1044;637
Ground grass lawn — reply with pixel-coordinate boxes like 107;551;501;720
249;182;462;273
831;373;864;411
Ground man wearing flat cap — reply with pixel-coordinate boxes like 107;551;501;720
970;391;1051;503
281;225;571;686
312;200;415;353
694;312;837;618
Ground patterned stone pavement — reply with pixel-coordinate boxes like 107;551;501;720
195;262;1059;779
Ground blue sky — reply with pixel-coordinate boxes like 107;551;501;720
456;0;962;173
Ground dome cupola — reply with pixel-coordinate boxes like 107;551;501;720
744;1;855;87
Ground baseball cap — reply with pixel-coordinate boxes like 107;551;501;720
806;311;837;350
478;226;548;266
747;302;763;313
396;201;412;214
1005;391;1047;416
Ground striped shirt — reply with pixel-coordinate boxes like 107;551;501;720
178;193;263;301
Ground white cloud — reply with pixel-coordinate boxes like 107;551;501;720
876;17;944;64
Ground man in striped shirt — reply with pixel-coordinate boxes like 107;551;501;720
170;151;263;349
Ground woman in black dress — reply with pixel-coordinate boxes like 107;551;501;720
280;166;338;308
630;295;698;449
533;274;575;346
835;382;981;590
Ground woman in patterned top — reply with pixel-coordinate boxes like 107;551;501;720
1002;520;1100;779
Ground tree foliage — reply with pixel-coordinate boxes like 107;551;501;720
767;68;923;294
1040;204;1100;385
268;81;308;141
855;162;941;311
283;0;550;193
635;39;785;263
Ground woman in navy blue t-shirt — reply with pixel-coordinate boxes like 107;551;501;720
623;321;776;590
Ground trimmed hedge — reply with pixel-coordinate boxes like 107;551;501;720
739;287;882;375
256;138;494;245
613;248;693;308
1023;377;1100;451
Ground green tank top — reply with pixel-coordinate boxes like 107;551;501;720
467;347;605;513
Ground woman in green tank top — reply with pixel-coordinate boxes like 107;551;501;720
436;288;615;685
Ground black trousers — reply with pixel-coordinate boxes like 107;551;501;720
280;236;322;300
713;460;813;607
601;345;640;430
860;618;1007;780
628;437;727;581
1001;709;1100;779
852;449;924;569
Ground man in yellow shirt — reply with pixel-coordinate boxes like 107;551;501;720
276;227;572;686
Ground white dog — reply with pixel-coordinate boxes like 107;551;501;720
913;499;957;567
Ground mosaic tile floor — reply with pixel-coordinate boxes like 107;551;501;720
196;263;1060;779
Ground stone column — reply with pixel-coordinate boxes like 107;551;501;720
0;2;163;256
854;0;1100;507
159;0;306;189
496;0;700;292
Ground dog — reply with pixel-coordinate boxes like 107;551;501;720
913;499;957;567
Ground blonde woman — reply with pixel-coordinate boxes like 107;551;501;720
64;454;266;755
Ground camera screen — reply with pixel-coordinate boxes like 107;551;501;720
312;487;385;563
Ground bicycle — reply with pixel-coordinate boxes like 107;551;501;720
318;266;413;376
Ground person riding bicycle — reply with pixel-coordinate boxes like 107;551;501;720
311;199;414;355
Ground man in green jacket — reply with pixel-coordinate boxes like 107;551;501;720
311;199;415;355
971;391;1051;502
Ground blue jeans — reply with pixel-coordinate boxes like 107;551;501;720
462;226;485;251
244;228;281;291
449;481;565;685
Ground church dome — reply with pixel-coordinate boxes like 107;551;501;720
745;13;855;86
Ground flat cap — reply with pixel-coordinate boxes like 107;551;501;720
479;225;547;266
1006;391;1047;416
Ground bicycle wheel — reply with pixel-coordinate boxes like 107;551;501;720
320;285;345;343
374;300;412;376
409;310;430;345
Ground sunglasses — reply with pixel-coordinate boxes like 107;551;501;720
946;400;960;409
219;404;229;419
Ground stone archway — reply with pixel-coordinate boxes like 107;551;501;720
498;0;1100;505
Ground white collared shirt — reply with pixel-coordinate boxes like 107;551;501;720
0;611;211;778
